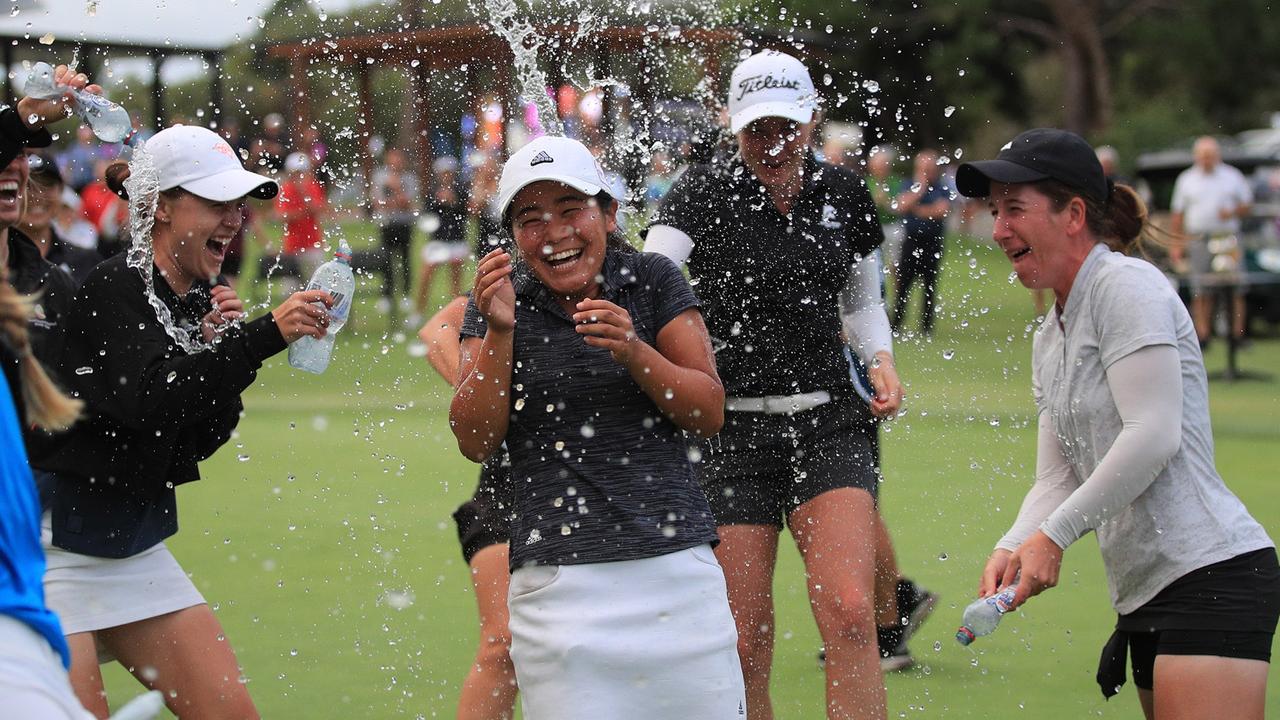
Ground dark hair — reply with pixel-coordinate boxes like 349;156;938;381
1031;179;1161;257
105;161;186;203
104;161;131;199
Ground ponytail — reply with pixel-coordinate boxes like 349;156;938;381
0;278;81;431
1033;179;1165;258
105;160;131;200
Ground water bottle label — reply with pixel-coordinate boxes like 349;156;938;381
305;281;350;320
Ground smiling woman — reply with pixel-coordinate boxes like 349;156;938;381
957;128;1278;720
450;135;744;720
28;124;340;719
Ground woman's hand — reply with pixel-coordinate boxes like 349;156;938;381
272;290;334;343
573;298;643;366
1001;530;1064;609
200;284;246;342
473;249;515;333
868;351;904;418
17;65;102;131
979;548;1012;598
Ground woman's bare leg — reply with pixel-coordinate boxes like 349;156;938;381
457;544;517;720
66;632;109;719
98;605;258;720
714;524;780;720
1152;655;1268;720
790;488;886;720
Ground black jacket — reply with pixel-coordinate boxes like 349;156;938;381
34;254;288;558
45;232;103;287
6;229;75;371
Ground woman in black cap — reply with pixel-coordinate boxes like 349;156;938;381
957;128;1277;719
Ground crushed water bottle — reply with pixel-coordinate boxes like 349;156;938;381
289;242;354;375
22;61;133;143
955;584;1018;646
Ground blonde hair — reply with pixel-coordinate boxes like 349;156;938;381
0;276;81;431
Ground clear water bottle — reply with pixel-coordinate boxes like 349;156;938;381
289;242;354;374
22;62;133;143
955;584;1018;646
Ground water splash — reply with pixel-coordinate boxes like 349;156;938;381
124;141;226;354
483;0;561;136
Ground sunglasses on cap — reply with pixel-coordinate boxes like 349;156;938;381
25;152;64;187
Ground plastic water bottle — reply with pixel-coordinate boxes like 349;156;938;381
955;584;1018;646
22;61;133;143
289;242;354;374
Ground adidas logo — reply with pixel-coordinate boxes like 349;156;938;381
530;150;554;166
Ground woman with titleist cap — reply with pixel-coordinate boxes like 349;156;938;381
32;124;335;719
646;50;906;719
957;128;1277;719
450;135;745;719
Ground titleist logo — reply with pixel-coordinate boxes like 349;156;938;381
735;73;802;101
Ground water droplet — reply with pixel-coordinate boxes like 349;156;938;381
514;397;526;411
74;366;94;376
944;105;956;117
938;552;949;561
38;33;54;45
237;454;250;462
554;440;565;451
663;388;674;400
385;589;414;610
166;371;178;383
580;424;595;438
560;525;572;536
545;404;555;413
942;349;956;360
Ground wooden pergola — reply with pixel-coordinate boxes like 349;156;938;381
267;23;740;187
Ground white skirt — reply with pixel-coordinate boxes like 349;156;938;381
508;544;746;720
41;514;205;638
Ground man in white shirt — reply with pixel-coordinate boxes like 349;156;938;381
1169;136;1253;342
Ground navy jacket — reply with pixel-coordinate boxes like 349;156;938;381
34;254;287;558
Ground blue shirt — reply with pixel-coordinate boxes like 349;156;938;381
462;249;719;570
0;372;69;667
901;180;950;240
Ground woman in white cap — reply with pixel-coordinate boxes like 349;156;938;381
645;50;903;719
450;135;745;719
32;124;334;719
958;128;1276;719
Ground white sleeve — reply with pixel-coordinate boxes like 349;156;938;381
1038;344;1183;549
996;410;1080;552
838;252;893;363
642;224;694;266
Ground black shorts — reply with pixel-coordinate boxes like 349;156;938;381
699;396;879;528
1098;547;1280;694
452;454;513;565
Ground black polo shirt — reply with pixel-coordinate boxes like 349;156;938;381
461;248;718;570
651;153;883;397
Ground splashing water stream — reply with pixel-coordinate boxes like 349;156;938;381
482;0;561;136
124;141;226;354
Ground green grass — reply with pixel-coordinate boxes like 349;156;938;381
100;231;1280;718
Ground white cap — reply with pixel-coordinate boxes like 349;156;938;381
150;125;277;201
728;50;818;134
497;135;611;219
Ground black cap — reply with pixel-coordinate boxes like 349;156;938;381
956;128;1107;201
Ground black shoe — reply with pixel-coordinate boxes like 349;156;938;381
897;578;938;643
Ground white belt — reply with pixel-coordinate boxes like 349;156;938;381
725;390;831;415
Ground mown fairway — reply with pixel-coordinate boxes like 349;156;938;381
101;228;1280;718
